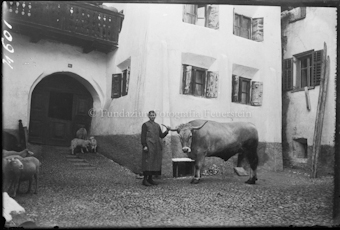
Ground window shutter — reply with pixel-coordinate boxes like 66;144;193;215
232;75;239;102
183;65;192;94
121;67;130;96
282;58;293;91
251;81;263;106
313;50;323;86
111;73;122;98
252;18;264;42
206;71;219;98
183;4;196;24
206;5;219;30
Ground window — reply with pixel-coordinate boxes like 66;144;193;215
233;12;264;42
182;65;218;98
282;50;323;91
111;67;130;98
232;75;250;104
183;4;219;29
232;75;263;106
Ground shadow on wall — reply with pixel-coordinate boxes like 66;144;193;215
95;134;142;174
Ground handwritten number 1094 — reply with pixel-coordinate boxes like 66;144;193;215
2;19;14;69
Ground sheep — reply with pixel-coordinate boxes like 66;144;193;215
16;156;41;195
89;136;97;153
76;127;87;140
3;149;34;158
2;192;25;222
3;157;24;198
70;138;91;154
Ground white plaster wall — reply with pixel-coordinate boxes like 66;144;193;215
3;33;107;131
90;3;282;143
283;7;337;146
91;4;152;135
143;4;282;143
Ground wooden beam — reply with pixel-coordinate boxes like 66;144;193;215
311;42;330;178
304;86;311;111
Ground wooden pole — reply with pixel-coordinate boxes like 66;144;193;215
311;42;330;178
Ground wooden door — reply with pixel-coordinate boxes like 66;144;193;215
29;74;93;146
72;94;92;138
28;90;47;144
45;91;73;146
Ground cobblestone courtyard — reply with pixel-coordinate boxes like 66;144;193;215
9;146;334;228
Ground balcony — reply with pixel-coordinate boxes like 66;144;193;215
3;1;124;54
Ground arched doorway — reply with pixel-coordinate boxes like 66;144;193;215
29;73;93;146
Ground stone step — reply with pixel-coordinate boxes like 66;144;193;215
66;155;78;158
73;162;91;166
67;158;86;162
75;166;96;170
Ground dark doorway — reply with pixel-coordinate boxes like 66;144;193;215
29;73;93;146
48;92;73;121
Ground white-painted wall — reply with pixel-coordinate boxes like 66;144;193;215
283;7;337;147
3;33;107;131
98;4;282;143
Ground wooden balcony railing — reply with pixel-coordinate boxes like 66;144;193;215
3;1;124;53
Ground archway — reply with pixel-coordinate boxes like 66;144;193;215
29;73;94;146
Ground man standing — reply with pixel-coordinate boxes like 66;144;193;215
141;111;170;186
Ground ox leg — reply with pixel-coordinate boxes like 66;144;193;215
245;150;258;185
237;152;245;167
191;156;205;184
27;178;32;194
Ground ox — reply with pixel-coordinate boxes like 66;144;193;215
165;120;259;184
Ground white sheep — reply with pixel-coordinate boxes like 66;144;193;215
2;149;34;158
16;156;41;195
76;127;87;140
2;157;24;197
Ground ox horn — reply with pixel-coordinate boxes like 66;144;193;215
191;121;208;131
161;124;178;132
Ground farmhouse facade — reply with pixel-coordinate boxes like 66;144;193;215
3;2;283;176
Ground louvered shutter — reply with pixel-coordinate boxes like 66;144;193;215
232;75;239;102
251;81;263;106
206;71;219;98
313;50;323;86
282;58;293;91
183;65;192;94
111;73;122;98
122;68;130;96
252;18;264;42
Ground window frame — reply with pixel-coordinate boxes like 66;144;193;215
183;4;218;29
182;64;207;97
234;13;251;39
232;75;251;105
233;12;264;42
238;77;251;105
293;50;315;91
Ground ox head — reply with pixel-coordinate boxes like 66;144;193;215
163;121;208;154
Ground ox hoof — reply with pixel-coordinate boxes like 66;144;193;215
245;177;257;185
190;178;200;184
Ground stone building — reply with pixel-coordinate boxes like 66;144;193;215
3;2;283;177
281;7;337;176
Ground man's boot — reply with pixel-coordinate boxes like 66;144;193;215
142;176;152;186
147;175;158;185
